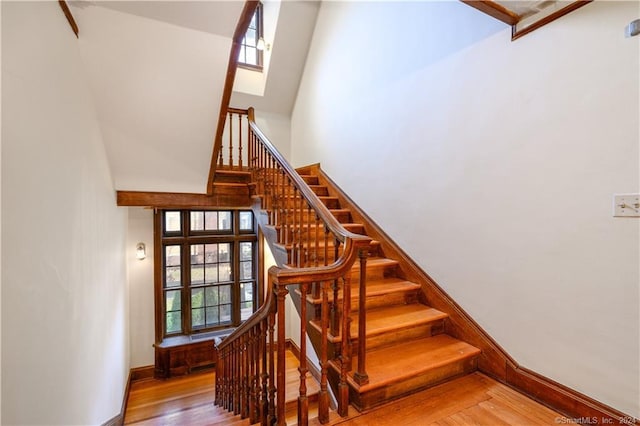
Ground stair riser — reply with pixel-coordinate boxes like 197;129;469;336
349;357;478;412
277;225;366;240
215;175;251;184
277;197;340;209
279;210;351;223
350;264;397;284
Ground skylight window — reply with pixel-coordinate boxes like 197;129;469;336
238;3;263;71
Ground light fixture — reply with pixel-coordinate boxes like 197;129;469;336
136;242;146;260
626;19;640;37
256;37;266;51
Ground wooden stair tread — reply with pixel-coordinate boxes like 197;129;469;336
348;335;481;392
303;277;420;305
352;257;398;270
311;304;447;341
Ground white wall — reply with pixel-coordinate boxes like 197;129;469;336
291;0;639;417
127;208;155;368
1;2;129;424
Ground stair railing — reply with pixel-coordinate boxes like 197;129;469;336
218;107;250;170
215;107;371;425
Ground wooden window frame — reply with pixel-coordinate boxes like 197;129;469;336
154;209;258;343
238;2;264;71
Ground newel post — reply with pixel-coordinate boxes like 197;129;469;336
353;248;369;386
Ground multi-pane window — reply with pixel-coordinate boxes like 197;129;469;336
158;210;257;338
238;3;263;70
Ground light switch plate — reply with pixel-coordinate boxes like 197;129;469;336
613;194;640;217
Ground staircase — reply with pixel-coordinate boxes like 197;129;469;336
213;108;504;425
296;166;480;411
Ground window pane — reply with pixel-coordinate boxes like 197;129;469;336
165;266;181;287
218;212;232;231
190;211;204;231
204;211;217;230
246;48;257;65
205;265;217;283
192;288;204;308
239;45;246;63
166;311;182;333
205;286;218;306
220;285;231;304
192;307;204;328
240;261;252;280
239;211;253;231
191;244;204;264
166;290;181;311
205;244;217;263
240;282;253;302
191;265;204;284
219;263;231;282
165;245;181;266
241;301;253;321
220;304;231;323
240;242;253;261
246;28;256;46
219;243;231;262
165;211;181;233
206;307;219;326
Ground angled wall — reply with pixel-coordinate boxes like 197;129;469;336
1;2;128;424
291;1;639;417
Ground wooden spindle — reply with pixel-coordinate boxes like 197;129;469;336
338;275;351;416
228;112;234;168
260;320;269;426
268;308;276;426
319;280;330;424
275;282;288;425
238;113;243;169
298;282;309;426
353;249;369;386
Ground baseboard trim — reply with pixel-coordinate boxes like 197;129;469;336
131;365;155;382
505;364;638;426
101;365;155;426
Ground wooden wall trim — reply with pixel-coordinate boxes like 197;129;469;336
206;1;260;195
58;0;79;38
459;0;519;26
506;364;639;425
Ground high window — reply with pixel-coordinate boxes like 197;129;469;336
156;210;257;338
238;3;263;70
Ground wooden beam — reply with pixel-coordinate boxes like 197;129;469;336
206;1;260;195
116;189;251;209
459;0;520;26
511;0;592;41
58;0;78;38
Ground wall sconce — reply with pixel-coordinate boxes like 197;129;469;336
626;19;640;37
136;242;146;260
256;37;271;51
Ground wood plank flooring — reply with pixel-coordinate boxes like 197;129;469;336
125;366;562;425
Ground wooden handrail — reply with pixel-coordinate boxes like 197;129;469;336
215;109;372;425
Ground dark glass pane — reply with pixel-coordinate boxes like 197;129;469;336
206;307;219;326
205;286;217;306
165;245;181;266
190;211;204;231
246;28;256;46
239;45;246;62
192;308;204;328
240;242;253;261
219;263;231;281
191;288;204;308
165;266;181;287
239;211;253;231
165;211;181;233
220;304;231;323
166;290;181;311
220;285;231;304
166;311;182;333
241;301;253;321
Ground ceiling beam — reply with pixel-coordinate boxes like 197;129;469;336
459;0;520;26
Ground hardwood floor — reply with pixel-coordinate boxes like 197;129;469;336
124;365;562;425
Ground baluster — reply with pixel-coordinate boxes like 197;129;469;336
275;282;288;426
319;280;330;423
323;223;329;267
268;304;277;426
280;171;287;244
353;249;369;385
298;282;309;426
238;113;244;169
305;203;311;267
297;191;304;267
242;336;249;418
261;319;269;426
339;275;352;416
314;215;320;268
235;340;241;415
249;328;257;423
228;112;234;168
331;277;340;337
